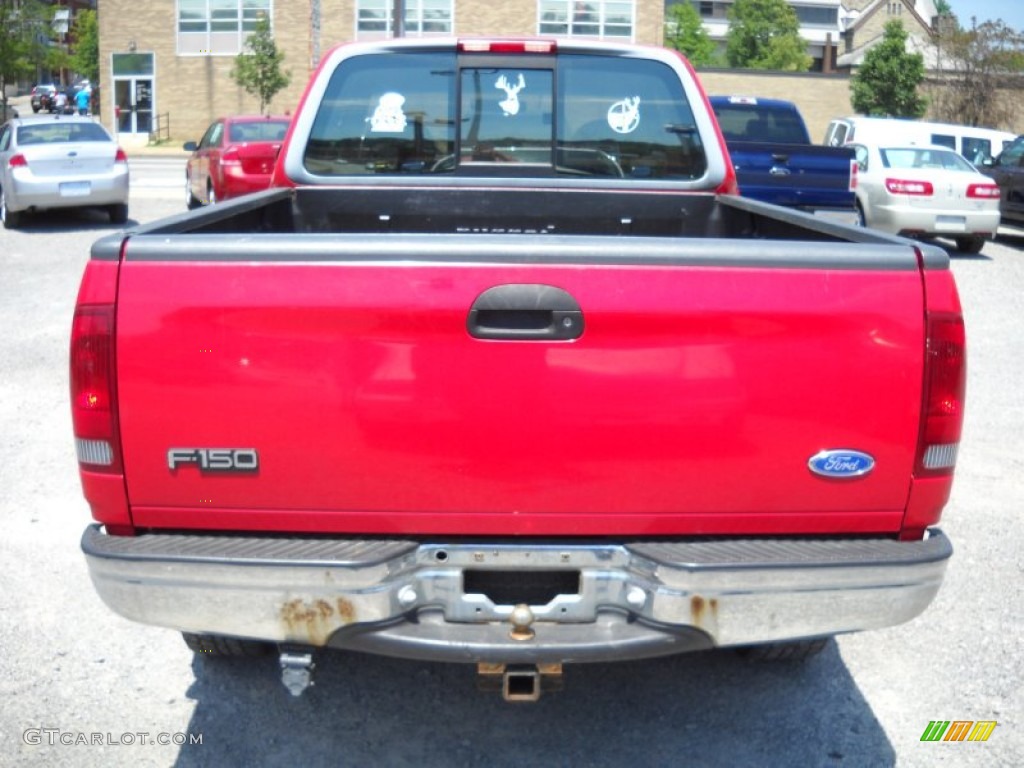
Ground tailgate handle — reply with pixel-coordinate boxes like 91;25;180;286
468;284;584;340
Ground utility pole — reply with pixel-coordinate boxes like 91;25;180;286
310;0;321;69
392;0;405;37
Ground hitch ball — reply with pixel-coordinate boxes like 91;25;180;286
509;603;535;641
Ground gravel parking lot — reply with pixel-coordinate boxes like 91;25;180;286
0;182;1020;766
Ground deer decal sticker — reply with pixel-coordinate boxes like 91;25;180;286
495;74;526;117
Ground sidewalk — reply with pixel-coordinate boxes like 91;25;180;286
109;123;190;158
122;142;190;159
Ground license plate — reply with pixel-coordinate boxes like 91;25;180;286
60;181;91;197
935;215;966;232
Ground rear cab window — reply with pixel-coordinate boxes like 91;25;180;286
302;50;707;181
712;99;809;144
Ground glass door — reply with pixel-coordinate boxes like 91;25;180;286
134;79;153;133
114;78;154;134
111;52;155;135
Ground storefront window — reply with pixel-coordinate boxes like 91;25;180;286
355;0;453;39
177;0;272;55
539;0;634;39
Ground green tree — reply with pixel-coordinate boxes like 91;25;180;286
0;0;55;114
69;8;99;83
665;3;716;67
231;17;290;115
933;19;1024;128
725;0;811;71
851;21;927;117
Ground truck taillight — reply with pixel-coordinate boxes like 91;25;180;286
886;178;933;196
916;313;965;477
849;158;858;191
70;305;123;474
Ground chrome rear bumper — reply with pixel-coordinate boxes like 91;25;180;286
82;525;951;663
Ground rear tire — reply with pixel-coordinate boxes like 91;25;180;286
855;202;866;228
955;235;986;254
185;173;200;209
108;203;129;224
735;637;831;662
182;632;273;657
206;182;217;206
1;187;22;229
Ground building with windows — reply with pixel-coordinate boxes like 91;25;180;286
97;0;666;144
834;0;943;71
673;0;941;72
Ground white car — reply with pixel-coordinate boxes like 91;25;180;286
851;143;1001;253
0;115;129;229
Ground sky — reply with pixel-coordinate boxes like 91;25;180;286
944;1;1024;32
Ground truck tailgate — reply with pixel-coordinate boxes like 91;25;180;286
728;141;855;210
115;235;924;536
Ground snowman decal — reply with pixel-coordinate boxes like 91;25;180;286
369;92;408;133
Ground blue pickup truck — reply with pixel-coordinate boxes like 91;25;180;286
711;96;856;221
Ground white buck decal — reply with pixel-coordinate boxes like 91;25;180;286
495;74;526;117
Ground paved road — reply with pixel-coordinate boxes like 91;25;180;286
0;189;1020;767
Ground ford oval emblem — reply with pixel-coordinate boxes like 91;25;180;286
808;450;875;478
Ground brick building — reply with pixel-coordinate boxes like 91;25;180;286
97;0;668;144
674;0;942;73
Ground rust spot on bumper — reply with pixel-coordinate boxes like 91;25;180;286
690;595;719;629
337;597;355;624
281;597;357;645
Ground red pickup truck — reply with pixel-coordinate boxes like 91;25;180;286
72;38;963;701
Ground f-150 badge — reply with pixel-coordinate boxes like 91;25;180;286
808;450;874;478
168;448;259;473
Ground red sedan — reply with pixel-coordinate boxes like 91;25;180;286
184;115;290;208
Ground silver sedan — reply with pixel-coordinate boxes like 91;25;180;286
852;143;1001;253
0;115;129;229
